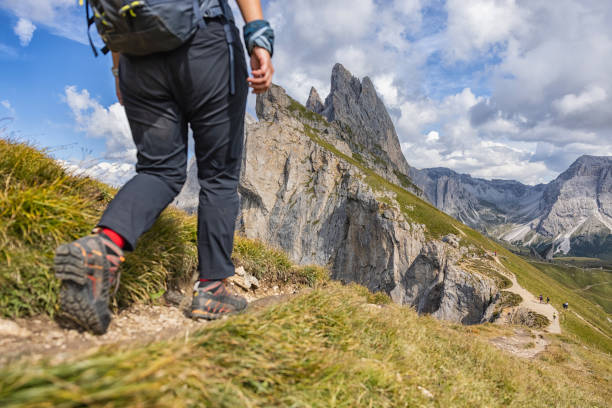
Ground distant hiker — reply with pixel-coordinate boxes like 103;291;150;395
553;313;556;320
53;0;274;334
539;294;543;303
546;296;550;304
563;302;569;310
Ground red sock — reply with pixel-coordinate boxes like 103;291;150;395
101;228;125;249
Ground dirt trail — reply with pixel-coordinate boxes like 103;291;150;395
491;255;561;334
0;281;296;367
505;272;562;334
571;310;611;340
489;328;549;359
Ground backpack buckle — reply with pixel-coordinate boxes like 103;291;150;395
119;1;144;18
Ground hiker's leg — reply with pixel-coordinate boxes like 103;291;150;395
179;20;248;280
98;53;188;251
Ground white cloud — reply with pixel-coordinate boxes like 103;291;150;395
445;0;524;61
64;86;135;163
553;86;608;116
1;99;16;116
425;131;439;144
13;18;36;46
0;0;85;44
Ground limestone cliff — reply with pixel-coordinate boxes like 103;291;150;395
235;84;498;324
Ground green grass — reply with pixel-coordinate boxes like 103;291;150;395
530;261;611;314
1;284;609;407
0;139;108;318
232;236;329;287
0;139;327;319
392;169;420;193
499;291;523;308
497;252;612;354
460;259;513;289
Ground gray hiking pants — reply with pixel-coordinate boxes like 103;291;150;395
99;18;248;280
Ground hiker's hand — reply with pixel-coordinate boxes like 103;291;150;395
248;47;274;94
115;76;123;106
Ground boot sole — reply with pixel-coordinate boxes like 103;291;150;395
54;243;111;335
190;309;227;320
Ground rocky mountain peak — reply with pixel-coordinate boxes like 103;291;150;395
560;155;612;180
311;63;411;175
255;83;292;122
305;87;324;114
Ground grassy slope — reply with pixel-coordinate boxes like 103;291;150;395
1;139;610;406
1;284;610;408
530;261;611;314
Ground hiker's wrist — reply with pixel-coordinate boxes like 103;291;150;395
111;67;119;78
243;19;274;57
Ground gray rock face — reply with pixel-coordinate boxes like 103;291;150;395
235;84;498;324
409;167;544;229
305;87;324;115
391;241;498;324
411;156;612;259
309;63;413;181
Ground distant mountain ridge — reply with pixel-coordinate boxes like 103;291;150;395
411;156;612;259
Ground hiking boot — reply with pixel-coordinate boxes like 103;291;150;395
53;232;124;335
190;280;248;320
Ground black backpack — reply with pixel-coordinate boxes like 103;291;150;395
84;0;233;56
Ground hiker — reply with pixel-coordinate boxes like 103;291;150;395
53;0;274;334
539;294;543;303
563;302;569;310
546;296;550;304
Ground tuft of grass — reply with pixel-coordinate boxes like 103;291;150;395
507;308;550;329
499;291;523;308
0;284;608;407
349;282;393;305
232;235;329;287
116;208;198;308
0;139;107;318
460;259;513;289
0;140;331;319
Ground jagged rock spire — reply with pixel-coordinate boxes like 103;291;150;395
305;87;324;114
308;63;411;175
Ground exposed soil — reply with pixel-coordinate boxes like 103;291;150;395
493;256;561;334
490;328;549;359
0;280;299;367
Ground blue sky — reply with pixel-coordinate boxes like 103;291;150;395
0;7;114;159
1;0;611;186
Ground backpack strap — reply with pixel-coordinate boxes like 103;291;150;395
84;0;110;57
219;0;234;22
85;0;99;56
192;0;206;29
219;0;236;95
